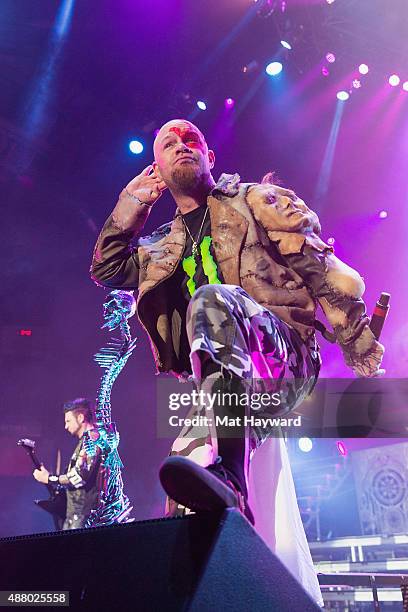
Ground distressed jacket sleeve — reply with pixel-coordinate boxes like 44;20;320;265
246;183;384;376
91;189;151;290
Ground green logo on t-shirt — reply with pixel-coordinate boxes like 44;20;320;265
182;235;222;297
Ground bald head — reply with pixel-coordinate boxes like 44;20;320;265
153;119;207;159
152;119;215;196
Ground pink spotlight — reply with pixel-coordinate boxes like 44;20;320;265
358;64;369;75
352;79;361;89
327;237;335;245
403;82;408;92
321;66;329;77
336;441;347;457
379;210;388;219
389;74;400;87
326;53;335;63
224;97;235;109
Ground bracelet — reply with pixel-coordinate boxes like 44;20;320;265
124;187;154;208
48;474;59;484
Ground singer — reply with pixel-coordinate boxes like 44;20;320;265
90;119;385;604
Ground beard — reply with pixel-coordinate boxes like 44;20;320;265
171;164;205;192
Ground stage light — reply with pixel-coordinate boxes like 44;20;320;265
352;79;361;89
242;60;259;74
336;91;349;101
326;53;335;64
256;0;279;18
403;82;408;92
389;74;400;87
321;66;329;77
336;441;348;457
19;329;32;336
280;40;292;50
358;64;369;75
265;61;283;76
129;140;144;155
326;0;335;4
197;100;207;110
224;97;235;109
379;210;388;219
327;237;335;245
299;438;313;453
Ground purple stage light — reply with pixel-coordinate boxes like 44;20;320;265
358;63;369;75
336;90;349;101
336;441;347;457
379;210;388;219
403;82;408;92
327;237;335;245
389;74;400;87
322;66;329;77
197;100;207;110
224;97;235;109
129;140;143;154
326;52;335;64
352;79;361;89
280;40;292;50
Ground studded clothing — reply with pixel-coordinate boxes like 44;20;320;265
62;435;102;530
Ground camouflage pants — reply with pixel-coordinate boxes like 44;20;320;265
166;284;320;517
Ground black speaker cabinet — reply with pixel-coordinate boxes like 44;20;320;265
0;509;320;611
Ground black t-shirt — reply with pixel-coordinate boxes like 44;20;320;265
165;205;225;372
178;205;224;301
65;436;100;522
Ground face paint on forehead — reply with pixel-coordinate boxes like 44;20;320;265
167;125;205;147
169;126;194;137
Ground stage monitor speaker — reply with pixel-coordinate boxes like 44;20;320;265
0;509;320;611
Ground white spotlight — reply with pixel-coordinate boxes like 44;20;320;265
389;74;400;87
299;438;313;453
129;140;144;155
265;61;283;76
336;90;349;101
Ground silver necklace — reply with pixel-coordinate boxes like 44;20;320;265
182;206;209;259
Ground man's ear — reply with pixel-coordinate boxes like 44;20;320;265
208;149;215;170
152;161;163;180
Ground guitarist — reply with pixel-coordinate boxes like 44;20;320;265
33;398;102;530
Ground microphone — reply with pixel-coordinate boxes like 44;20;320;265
369;292;390;340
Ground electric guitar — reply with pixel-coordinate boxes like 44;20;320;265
18;438;66;531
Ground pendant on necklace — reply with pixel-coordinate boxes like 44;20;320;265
192;241;199;259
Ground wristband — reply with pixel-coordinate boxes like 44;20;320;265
124;188;154;208
48;474;59;484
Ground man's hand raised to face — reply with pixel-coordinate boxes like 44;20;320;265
125;165;167;207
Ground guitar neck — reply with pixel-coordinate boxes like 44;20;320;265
23;447;56;495
30;454;42;470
